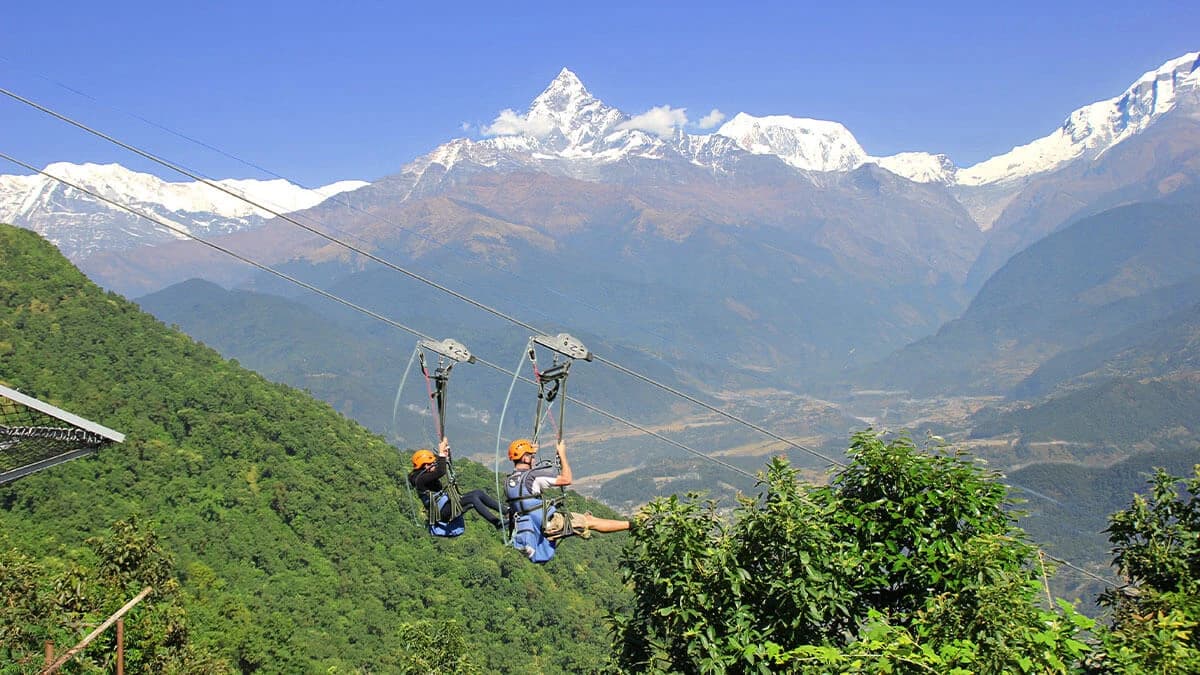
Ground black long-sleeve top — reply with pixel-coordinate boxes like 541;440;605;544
408;456;447;499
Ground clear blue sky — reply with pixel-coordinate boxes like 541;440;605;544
1;1;1196;186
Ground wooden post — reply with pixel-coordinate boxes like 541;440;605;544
116;618;124;675
40;586;151;675
1038;550;1054;609
43;641;53;669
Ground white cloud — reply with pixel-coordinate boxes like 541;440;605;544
460;121;472;133
697;108;726;129
482;109;556;138
616;105;688;138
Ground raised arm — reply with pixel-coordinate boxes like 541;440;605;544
423;438;449;481
553;439;572;486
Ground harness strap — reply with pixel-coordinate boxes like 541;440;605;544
420;352;465;523
505;467;576;541
418;467;464;526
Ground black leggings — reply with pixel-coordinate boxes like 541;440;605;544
443;489;502;527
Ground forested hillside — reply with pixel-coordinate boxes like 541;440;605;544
137;270;706;464
970;376;1200;450
1014;298;1200;398
0;224;629;672
1008;445;1200;566
861;199;1200;396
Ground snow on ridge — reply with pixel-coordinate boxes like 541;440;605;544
958;51;1200;186
386;51;1200;192
413;68;656;176
211;177;369;214
0;162;366;220
313;180;371;198
531;68;592;111
869;152;957;184
715;112;868;172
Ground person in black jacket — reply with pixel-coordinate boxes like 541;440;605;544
409;437;503;531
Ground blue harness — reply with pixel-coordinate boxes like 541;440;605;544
425;491;465;537
416;467;465;538
505;468;558;563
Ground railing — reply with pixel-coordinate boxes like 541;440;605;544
40;586;152;675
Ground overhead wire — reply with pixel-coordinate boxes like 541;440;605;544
0;59;775;364
1044;552;1121;588
0;84;840;468
0;71;844;457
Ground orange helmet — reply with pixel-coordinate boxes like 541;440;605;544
411;449;436;469
508;438;535;461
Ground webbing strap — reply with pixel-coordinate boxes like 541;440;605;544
555;506;577;541
426;484;464;527
421;350;466;518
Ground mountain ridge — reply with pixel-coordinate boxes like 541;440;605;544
0;162;366;258
856;198;1200;396
3;50;1197;263
405;52;1200;191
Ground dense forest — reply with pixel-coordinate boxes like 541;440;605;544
0;225;628;672
971;376;1200;447
3;223;1198;672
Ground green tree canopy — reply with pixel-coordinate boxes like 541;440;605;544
1094;465;1200;672
613;431;1093;673
0;518;228;673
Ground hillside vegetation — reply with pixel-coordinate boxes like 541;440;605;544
1008;445;1200;567
613;433;1200;673
0;224;628;672
1014;298;1200;399
5;223;1199;673
970;376;1200;449
863;200;1200;396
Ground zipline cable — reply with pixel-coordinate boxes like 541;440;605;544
0;87;543;334
0;85;841;468
1044;553;1121;587
0;151;757;489
0;74;1131;580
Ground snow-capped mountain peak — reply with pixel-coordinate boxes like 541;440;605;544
529;68;593;113
522;68;627;151
0;162;367;258
870;152;958;184
715;112;868;172
408;67;651;178
958;51;1200;186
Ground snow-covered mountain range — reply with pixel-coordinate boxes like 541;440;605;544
398;52;1198;189
1;51;1196;259
957;52;1200;185
0;163;365;257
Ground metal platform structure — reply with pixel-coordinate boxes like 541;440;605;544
0;384;125;485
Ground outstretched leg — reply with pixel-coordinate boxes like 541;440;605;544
570;512;629;533
454;489;503;528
